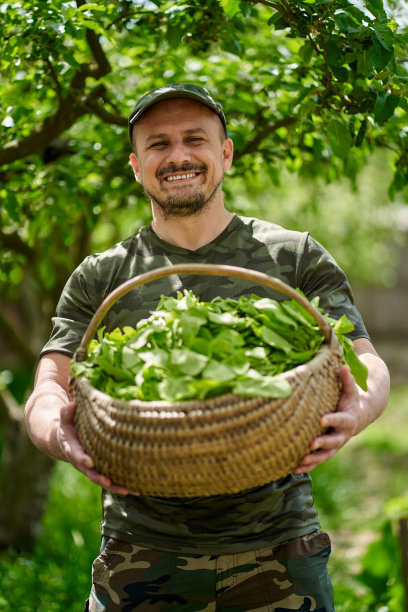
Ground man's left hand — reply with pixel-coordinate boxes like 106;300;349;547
294;365;366;473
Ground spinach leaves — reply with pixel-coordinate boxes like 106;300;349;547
71;290;368;402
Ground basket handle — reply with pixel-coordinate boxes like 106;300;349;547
74;263;333;362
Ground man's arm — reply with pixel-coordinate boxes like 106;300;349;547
294;337;390;473
25;352;133;495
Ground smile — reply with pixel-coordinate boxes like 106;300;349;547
165;173;199;182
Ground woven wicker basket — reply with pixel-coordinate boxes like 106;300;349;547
70;263;343;497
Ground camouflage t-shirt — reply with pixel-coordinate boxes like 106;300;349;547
42;214;369;554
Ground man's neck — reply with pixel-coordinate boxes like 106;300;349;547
151;205;234;251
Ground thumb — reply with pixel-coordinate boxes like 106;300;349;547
339;364;358;396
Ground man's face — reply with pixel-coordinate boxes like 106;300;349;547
129;98;233;218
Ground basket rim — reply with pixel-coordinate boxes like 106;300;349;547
73;264;334;363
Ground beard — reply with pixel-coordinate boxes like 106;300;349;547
144;162;224;219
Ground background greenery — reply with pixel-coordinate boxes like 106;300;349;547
1;0;408;607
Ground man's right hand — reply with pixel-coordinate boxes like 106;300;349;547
59;400;137;496
25;352;139;497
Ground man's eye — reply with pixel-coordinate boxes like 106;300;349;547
150;141;167;148
188;137;204;144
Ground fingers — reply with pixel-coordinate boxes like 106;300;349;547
294;406;357;473
294;366;364;473
79;463;139;496
80;465;135;496
294;448;337;473
320;409;357;431
59;401;138;496
59;403;94;469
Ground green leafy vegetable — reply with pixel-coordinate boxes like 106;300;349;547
71;291;368;402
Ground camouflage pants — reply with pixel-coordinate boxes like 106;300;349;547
85;530;334;611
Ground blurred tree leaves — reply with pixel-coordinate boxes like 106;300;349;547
0;0;407;361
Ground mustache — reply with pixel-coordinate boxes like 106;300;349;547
157;162;207;178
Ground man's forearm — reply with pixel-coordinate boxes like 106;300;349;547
353;350;390;435
25;382;70;462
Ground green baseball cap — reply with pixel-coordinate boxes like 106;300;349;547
128;83;227;143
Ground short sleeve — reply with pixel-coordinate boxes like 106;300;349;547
40;257;98;358
299;234;369;340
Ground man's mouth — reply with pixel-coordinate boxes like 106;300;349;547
165;172;199;183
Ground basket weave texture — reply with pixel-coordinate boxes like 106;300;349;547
70;264;343;497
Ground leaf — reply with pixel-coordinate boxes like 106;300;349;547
245;346;269;360
189;337;211;356
370;38;394;71
357;50;372;77
4;191;20;222
341;341;368;391
333;11;360;34
166;24;183;49
327;119;352;159
179;312;207;344
208;311;241;326
258;326;292;354
213;328;245;347
78;3;109;12
202;359;236;382
373;24;394;52
299;40;313;64
158;376;193;402
365;0;388;23
253;298;297;329
355;118;368;147
170;348;208;376
233;373;292;398
225;351;250;376
121;346;141;371
333;314;355;335
374;92;400;123
219;0;241;18
189;378;232;400
138;348;168;368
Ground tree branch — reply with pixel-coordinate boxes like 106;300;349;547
45;57;64;100
85;28;112;77
236;116;297;159
243;0;283;11
76;0;111;76
0;388;23;431
0;85;85;166
0;4;113;167
0;306;38;369
84;98;127;126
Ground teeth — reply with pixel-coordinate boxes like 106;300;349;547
166;173;197;182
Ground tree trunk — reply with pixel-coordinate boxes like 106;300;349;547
0;390;55;551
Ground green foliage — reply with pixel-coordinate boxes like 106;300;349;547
0;463;101;612
231;149;405;288
0;0;407;363
311;382;408;610
356;521;405;611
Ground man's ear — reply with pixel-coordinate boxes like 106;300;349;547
129;153;141;183
222;138;234;172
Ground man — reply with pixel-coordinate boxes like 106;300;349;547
25;83;390;611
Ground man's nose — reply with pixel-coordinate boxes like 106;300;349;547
166;141;191;165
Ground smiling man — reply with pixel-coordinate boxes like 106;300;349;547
128;85;235;249
25;83;390;611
